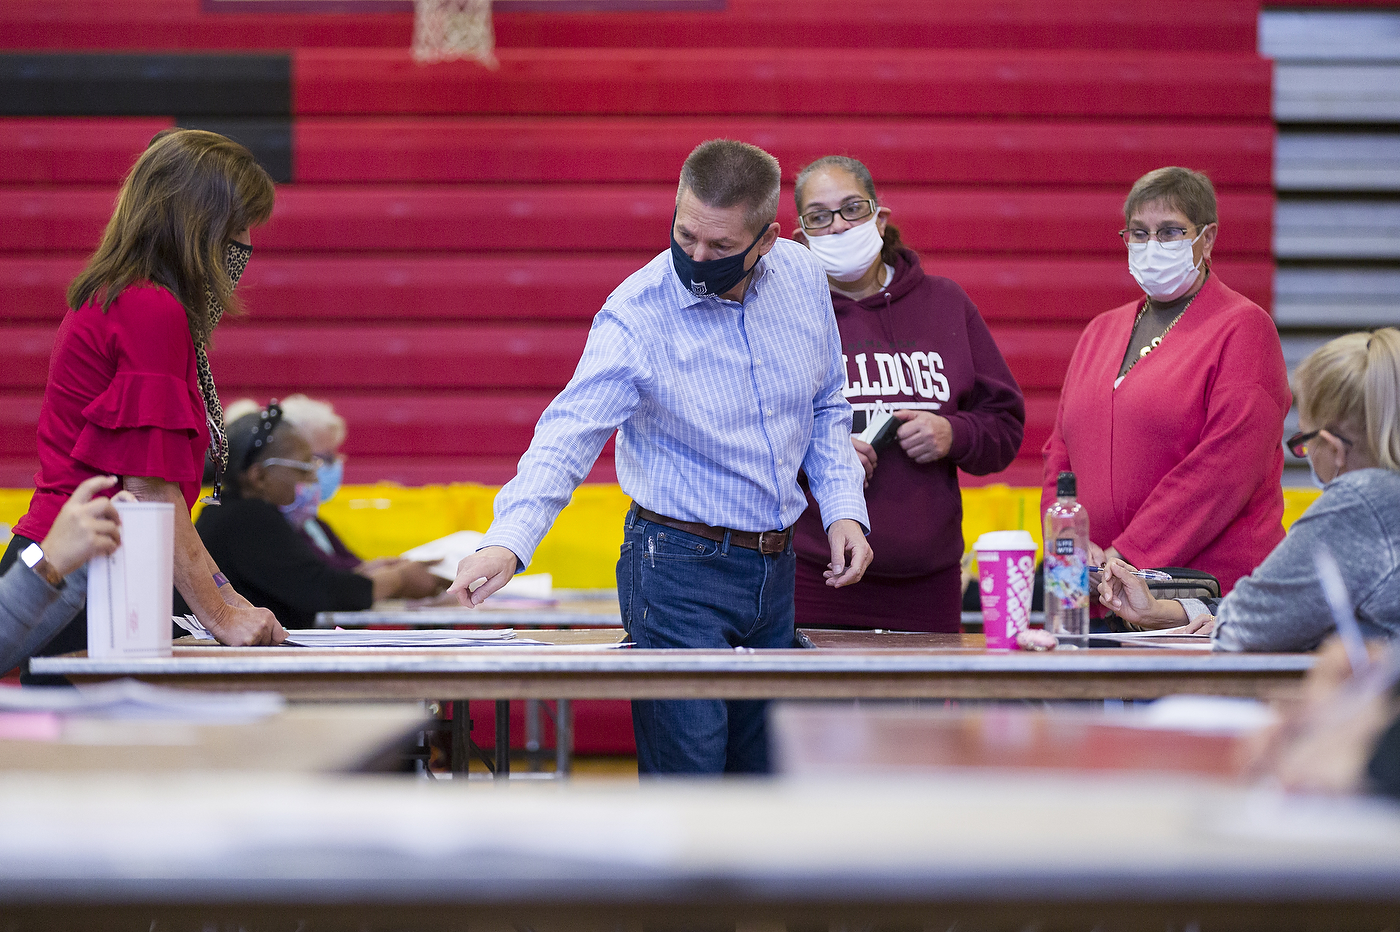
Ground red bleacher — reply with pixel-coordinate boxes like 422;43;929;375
293;48;1270;119
0;187;1276;256
0;0;1275;490
294;117;1274;187
0;0;1259;52
0;255;1275;326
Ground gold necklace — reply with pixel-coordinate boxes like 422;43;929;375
1122;289;1200;377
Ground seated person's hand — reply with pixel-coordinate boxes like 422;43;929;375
356;556;401;576
376;559;445;600
38;475;125;579
1182;614;1216;635
1094;558;1153;622
447;546;520;607
1086;542;1121;570
1095;558;1187;629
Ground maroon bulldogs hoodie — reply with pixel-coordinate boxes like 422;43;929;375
793;248;1026;578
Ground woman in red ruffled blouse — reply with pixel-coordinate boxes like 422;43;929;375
1;129;287;667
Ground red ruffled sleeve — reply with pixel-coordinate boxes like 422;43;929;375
68;287;210;484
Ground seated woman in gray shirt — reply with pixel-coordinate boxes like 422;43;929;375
1097;327;1400;651
0;475;129;672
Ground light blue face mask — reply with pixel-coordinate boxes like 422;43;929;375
279;481;322;528
316;457;344;504
1309;456;1329;490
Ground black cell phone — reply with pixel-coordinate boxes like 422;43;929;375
867;414;899;451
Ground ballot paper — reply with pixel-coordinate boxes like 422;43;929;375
281;629;630;649
283;628;540;648
173;614;215;640
0;679;283;723
399;531;554;598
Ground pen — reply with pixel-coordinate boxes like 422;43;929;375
1087;565;1173;581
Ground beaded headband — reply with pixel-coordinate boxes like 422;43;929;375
240;400;283;472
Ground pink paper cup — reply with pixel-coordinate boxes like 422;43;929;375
974;531;1038;650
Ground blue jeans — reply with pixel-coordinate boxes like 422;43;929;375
616;506;796;776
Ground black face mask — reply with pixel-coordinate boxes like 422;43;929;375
669;215;766;300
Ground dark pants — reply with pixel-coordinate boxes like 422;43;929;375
616;506;796;776
0;534;84;685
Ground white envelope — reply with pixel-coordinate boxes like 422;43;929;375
87;501;174;659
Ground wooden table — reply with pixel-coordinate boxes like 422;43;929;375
770;702;1252;779
2;770;1397;930
32;634;1312;702
0;702;428;773
316;590;623;629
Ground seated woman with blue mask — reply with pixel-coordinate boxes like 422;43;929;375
224;394;441;591
189;402;436;628
1097;328;1400;651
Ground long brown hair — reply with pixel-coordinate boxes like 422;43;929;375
66;129;275;345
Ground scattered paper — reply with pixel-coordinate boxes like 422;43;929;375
1129;695;1280;735
400;531;553;597
283;628;541;648
0;679;283;723
399;530;483;579
173;613;216;640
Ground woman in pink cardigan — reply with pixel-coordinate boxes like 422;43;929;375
1042;167;1290;596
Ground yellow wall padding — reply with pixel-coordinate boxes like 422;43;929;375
4;483;1326;589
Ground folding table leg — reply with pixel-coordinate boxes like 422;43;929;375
495;699;511;779
555;699;572;777
524;699;544;771
450;700;470;775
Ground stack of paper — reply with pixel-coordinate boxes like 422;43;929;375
282;628;547;648
0;679;283;723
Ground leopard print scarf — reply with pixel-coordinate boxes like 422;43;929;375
197;240;252;504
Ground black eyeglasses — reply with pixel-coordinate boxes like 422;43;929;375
800;199;877;232
1118;225;1202;246
1286;428;1353;459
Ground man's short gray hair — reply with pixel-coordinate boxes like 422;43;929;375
676;139;781;235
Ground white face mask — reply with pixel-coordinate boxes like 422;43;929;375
803;213;884;282
1127;229;1204;302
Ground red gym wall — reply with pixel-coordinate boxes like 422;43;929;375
1;0;1275;492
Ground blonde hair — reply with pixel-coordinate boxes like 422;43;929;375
1294;328;1400;472
279;394;347;449
223;397;261;423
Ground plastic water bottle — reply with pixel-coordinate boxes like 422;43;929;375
1043;471;1091;639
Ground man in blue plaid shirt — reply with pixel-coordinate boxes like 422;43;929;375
452;140;872;774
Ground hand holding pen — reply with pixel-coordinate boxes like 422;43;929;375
1093;559;1180;628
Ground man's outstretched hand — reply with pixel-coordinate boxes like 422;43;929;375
447;546;520;607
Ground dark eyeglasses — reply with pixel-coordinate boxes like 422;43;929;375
1286;428;1353;459
1118;224;1202;246
800;199;877;232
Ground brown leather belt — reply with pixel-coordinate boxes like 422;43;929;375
633;506;792;555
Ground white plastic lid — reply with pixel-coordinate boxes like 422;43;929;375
973;530;1036;552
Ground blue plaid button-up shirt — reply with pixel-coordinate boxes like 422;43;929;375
482;238;868;568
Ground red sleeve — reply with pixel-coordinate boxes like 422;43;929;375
1113;311;1291;568
70;287;207;483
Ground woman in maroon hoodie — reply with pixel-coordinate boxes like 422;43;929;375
790;156;1026;632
